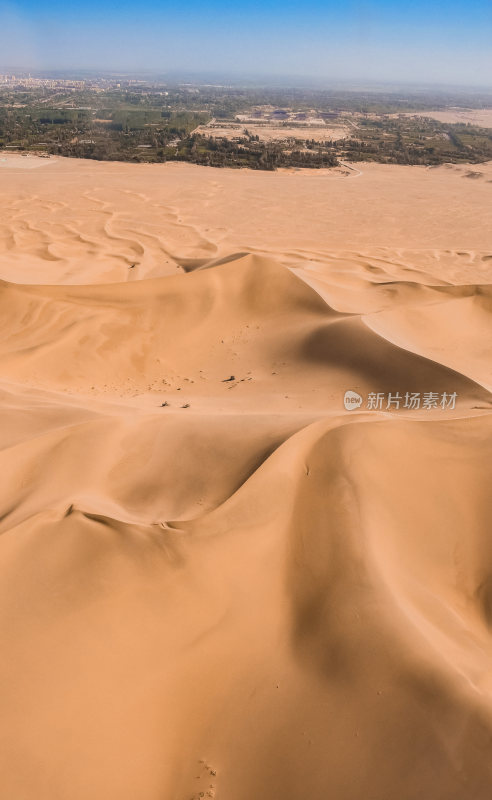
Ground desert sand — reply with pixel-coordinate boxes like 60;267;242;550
1;153;492;800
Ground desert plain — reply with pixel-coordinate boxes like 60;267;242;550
1;153;492;799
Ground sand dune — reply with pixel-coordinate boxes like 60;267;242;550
0;155;492;799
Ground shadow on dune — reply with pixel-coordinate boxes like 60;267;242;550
299;315;492;403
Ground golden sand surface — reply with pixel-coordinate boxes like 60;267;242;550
1;154;492;799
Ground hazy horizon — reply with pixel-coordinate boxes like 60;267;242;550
2;67;492;95
1;0;492;88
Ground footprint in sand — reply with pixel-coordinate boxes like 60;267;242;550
189;760;218;799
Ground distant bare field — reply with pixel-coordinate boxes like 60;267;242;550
403;109;492;128
194;121;350;142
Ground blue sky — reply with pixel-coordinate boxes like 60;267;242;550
1;0;491;85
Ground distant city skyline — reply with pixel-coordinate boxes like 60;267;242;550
1;0;491;87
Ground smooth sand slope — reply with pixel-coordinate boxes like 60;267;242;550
0;155;492;800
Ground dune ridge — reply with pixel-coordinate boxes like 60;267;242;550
1;156;492;799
